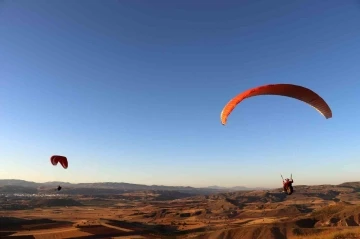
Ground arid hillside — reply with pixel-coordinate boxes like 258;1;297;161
0;181;359;239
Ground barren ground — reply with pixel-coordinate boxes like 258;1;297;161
1;183;360;239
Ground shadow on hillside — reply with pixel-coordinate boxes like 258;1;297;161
270;227;287;239
294;205;313;214
0;234;35;239
30;198;83;207
0;232;17;237
72;219;207;238
295;218;319;228
0;217;72;230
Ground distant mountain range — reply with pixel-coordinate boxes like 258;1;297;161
207;185;268;190
0;179;270;195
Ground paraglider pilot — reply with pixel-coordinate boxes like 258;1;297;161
283;178;293;192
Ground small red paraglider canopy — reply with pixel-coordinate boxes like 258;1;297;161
50;155;68;169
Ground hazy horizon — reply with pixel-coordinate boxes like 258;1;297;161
1;1;359;188
1;177;358;189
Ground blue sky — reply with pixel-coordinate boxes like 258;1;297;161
1;0;359;188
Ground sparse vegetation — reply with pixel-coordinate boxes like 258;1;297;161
292;227;360;239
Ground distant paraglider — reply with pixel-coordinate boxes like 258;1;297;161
50;155;68;192
50;155;68;169
220;84;332;125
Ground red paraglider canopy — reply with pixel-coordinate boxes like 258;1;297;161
220;83;332;125
50;155;68;169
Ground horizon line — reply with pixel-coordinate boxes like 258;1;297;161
1;178;358;189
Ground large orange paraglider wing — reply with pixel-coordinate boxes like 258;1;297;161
50;155;68;169
220;84;332;125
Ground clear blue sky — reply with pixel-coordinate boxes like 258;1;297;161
1;0;359;188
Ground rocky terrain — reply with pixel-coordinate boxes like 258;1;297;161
0;180;359;239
